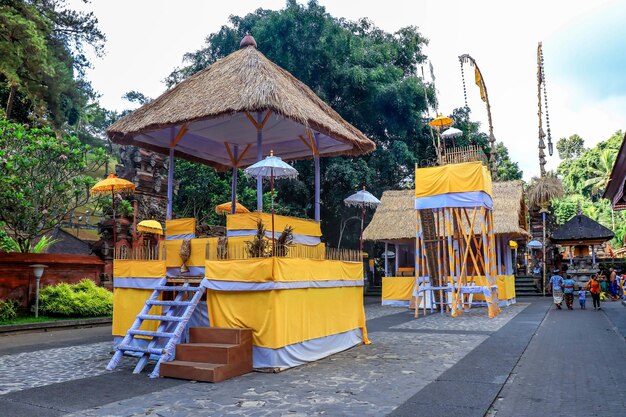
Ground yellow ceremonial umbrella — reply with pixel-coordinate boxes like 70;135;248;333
429;115;454;130
90;174;136;248
137;220;163;235
215;201;250;215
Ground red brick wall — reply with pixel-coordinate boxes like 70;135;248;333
0;253;105;309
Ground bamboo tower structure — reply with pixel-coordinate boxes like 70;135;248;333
413;162;501;319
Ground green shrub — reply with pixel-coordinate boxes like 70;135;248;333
0;299;18;321
39;279;113;317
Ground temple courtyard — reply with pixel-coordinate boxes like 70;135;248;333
1;297;625;417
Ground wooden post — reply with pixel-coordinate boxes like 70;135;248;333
314;133;321;222
394;243;399;276
231;145;239;214
166;147;174;220
256;112;263;212
384;242;389;277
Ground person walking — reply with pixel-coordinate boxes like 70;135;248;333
579;287;586;309
587;274;602;310
563;274;575;310
548;269;564;310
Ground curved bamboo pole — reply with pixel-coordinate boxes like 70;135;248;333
459;54;497;178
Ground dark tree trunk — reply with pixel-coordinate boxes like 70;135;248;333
5;83;17;120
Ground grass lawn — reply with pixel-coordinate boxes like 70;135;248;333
0;315;111;326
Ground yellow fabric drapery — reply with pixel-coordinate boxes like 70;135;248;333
165;238;214;267
382;277;415;301
273;258;362;282
380;275;516;303
206;286;368;349
113;260;166;277
227;212;321;236
205;258;274;282
475;67;486;102
165;218;196;236
415;162;493;198
205;258;361;283
112;289;161;337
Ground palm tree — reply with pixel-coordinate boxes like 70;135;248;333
583;149;616;197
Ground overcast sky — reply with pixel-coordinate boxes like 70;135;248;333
71;0;626;180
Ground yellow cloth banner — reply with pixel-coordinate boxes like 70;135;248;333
113;260;166;278
207;286;368;348
274;258;362;282
224;236;326;260
382;277;415;301
205;258;361;283
165;218;196;236
464;275;514;301
112;288;161;337
475;67;486;102
205;258;274;282
165;237;215;267
415;162;493;198
227;212;321;236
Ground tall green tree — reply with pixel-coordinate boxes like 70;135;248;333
0;0;105;129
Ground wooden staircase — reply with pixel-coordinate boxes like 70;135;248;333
160;327;253;383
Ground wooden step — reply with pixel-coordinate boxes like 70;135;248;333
174;343;239;364
160;360;224;382
188;327;251;345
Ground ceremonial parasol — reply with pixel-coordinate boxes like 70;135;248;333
215;201;250;215
90;174;136;250
244;151;298;255
442;127;463;148
429;115;454;130
344;187;381;254
137;220;163;235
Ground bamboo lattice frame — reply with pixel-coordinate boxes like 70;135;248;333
413;206;501;319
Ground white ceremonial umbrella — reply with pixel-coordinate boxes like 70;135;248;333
442;127;463;147
244;151;298;255
344;187;381;254
442;127;463;139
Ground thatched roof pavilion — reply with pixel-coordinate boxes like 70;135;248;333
363;181;530;241
107;36;375;172
107;34;375;219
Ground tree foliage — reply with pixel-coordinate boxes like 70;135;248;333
556;134;584;161
0;0;105;129
552;130;625;247
0;120;106;252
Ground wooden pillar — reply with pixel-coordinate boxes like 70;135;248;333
394;243;399;276
384;242;389;277
231;145;239;214
314;133;321;221
166;147;174;220
256;112;263;212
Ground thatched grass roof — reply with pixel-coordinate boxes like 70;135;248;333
107;42;375;171
362;190;415;241
363;181;530;241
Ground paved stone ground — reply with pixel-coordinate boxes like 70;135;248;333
0;299;529;417
488;300;626;417
3;298;624;417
